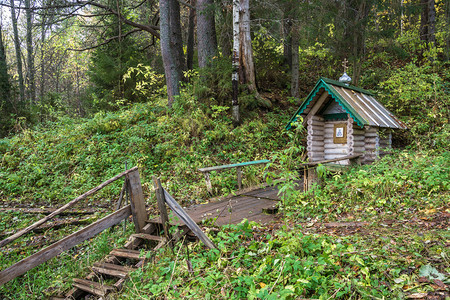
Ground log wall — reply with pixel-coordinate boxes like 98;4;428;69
348;121;365;164
363;126;379;164
306;114;393;165
306;115;325;161
323;120;348;163
378;128;392;158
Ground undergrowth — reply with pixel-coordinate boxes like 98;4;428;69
121;220;448;299
0;96;292;207
290;150;449;222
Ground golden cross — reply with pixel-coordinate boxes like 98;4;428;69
342;58;349;73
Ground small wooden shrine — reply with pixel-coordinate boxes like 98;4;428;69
286;73;407;165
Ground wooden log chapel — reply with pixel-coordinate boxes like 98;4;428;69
286;71;407;165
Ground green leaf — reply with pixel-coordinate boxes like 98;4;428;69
418;264;447;281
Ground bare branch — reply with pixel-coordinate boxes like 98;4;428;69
179;0;195;9
77;0;160;38
68;28;143;51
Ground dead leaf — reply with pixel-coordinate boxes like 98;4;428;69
406;293;427;299
418;277;429;283
432;279;447;289
220;287;226;297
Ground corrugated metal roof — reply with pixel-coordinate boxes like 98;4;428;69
286;78;407;130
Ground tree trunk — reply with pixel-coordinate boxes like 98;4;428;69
283;17;292;70
232;0;240;126
238;0;257;92
420;0;436;44
219;1;232;58
290;25;299;99
186;0;196;70
446;0;450;61
0;25;11;107
39;19;47;116
10;0;25;103
160;0;185;107
25;0;35;104
0;25;13;136
197;0;218;68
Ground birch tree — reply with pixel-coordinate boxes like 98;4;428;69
232;0;239;126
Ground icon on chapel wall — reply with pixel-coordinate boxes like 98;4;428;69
333;124;347;144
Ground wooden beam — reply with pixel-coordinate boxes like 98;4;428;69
126;169;147;233
0;167;138;249
0;205;131;286
237;167;242;190
300;154;361;167
204;172;212;194
153;177;172;248
162;189;217;249
306;92;329;119
198;159;270;173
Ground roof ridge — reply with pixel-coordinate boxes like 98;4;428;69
320;77;374;96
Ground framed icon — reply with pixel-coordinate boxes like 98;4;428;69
333;123;347;144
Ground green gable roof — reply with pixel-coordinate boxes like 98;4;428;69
286;77;407;130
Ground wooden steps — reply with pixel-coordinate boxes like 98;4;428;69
131;233;165;242
60;222;173;299
72;278;115;297
110;248;144;261
92;262;135;279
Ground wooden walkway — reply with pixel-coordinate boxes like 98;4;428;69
152;184;294;227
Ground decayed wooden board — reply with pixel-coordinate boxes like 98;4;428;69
127;170;147;233
91;265;129;279
163;189;217;249
153;177;172;246
0;205;131;286
0;167;137;249
72;278;115;297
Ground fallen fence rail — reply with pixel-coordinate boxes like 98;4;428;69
0;166;148;287
0;166;139;249
0;205;131;286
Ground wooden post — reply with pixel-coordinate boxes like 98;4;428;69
126;169;147;233
307;167;320;191
204;172;212;194
152;176;172;247
236;167;242;190
303;168;308;192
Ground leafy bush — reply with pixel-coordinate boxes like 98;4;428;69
292;150;449;221
378;63;449;149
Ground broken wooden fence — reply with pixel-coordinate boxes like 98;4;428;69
152;176;216;250
0;167;147;286
198;159;270;194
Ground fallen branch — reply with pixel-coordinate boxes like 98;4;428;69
0;208;100;216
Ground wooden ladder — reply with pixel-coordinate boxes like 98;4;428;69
55;223;169;299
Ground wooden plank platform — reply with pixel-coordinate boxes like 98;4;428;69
150;184;300;227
